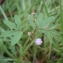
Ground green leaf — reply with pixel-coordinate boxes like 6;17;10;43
0;31;17;37
11;31;23;45
21;0;26;11
4;20;16;29
21;39;34;58
0;27;5;33
14;15;21;29
42;16;55;28
50;30;60;41
46;32;53;58
36;13;43;27
28;15;35;29
20;44;24;57
49;24;58;30
0;55;7;63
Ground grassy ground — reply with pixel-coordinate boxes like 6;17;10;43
0;0;63;63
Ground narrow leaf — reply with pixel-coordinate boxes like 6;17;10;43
42;16;55;28
14;15;21;28
36;13;43;27
28;15;35;29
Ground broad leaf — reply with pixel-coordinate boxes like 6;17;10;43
4;20;16;29
0;27;5;33
11;31;23;45
14;15;21;29
0;31;17;37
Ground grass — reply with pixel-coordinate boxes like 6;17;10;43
0;0;63;63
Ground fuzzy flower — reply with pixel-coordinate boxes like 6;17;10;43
28;32;31;36
35;38;43;45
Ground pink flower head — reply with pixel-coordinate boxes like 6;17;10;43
35;38;42;45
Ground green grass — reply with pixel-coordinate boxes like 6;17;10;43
0;0;63;63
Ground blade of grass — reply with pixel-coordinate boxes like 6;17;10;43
60;0;63;46
0;6;8;21
43;0;49;17
21;0;26;11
